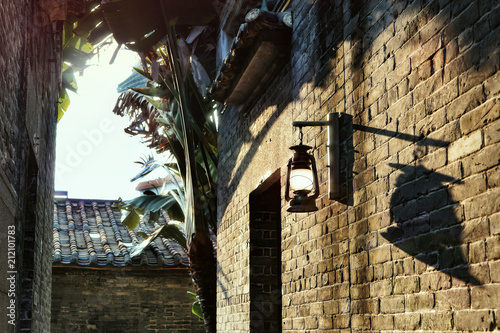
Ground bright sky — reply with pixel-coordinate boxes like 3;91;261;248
54;43;164;200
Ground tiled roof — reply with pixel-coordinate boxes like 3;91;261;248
53;199;189;268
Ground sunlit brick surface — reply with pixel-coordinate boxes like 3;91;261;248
216;0;500;332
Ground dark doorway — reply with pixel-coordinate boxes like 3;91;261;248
17;144;39;330
249;170;282;332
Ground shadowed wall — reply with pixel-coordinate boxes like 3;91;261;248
216;0;500;332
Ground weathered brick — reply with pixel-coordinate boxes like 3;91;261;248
471;284;500;309
393;276;419;294
486;236;500;260
416;105;447;137
387;58;411;90
420;5;451;43
292;317;305;330
433;47;446;73
463;188;500;220
366;143;389;166
351;284;370;300
388;133;413;157
420;271;451;291
448;130;482;162
442;2;480;45
380;295;405;315
333;314;350;329
454;310;495;331
424;119;461;147
304;317;318;329
365;178;388;201
444;45;481;84
394;30;420;66
369;245;392;264
421;311;453;330
491;260;500;283
484;117;500;146
406;292;434;312
460;98;500;135
446;85;485;121
412;34;443;69
469;240;486;263
435;288;471;310
394;313;420;330
318;315;332;329
449;173;487;202
352;298;379;315
459;52;498;94
425;78;459;114
461;217;490;243
491;212;500;235
462;142;500;177
484;70;500;98
371;315;393;330
370;279;392;297
323;300;338;315
458;27;474;53
351;252;368;270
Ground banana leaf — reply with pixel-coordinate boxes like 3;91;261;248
131;86;170;99
121;209;142;231
62;65;78;92
121;194;182;216
87;23;112;45
128;225;164;257
158;223;187;249
133;66;153;81
57;90;70;122
63;47;94;69
187;291;204;319
73;6;105;36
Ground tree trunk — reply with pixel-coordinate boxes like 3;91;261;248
189;232;217;333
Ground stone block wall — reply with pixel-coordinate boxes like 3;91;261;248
0;0;60;332
217;0;500;332
51;268;205;333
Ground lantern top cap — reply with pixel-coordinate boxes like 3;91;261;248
289;144;312;152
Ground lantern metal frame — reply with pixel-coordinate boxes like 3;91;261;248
285;143;320;212
285;113;340;211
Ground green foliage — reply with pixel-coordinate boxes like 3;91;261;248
126;221;187;257
116;183;184;227
58;14;98;122
114;161;188;256
159;223;187;250
128;225;164;257
187;291;203;319
120;209;141;231
110;17;218;329
113;35;218;236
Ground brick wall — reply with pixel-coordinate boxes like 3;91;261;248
217;0;500;331
0;0;60;332
51;268;205;333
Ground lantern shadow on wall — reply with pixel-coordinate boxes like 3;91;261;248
382;163;481;285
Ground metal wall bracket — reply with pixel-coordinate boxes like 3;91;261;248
292;113;340;200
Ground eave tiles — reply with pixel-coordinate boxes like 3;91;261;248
52;199;189;268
